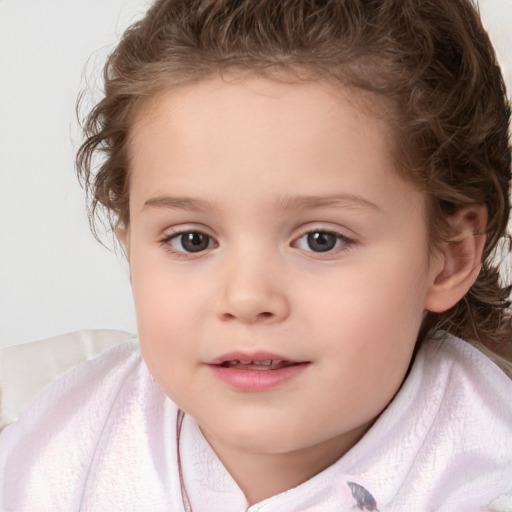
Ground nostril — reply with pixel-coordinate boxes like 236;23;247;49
216;292;289;323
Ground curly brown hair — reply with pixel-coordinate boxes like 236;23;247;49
77;0;512;374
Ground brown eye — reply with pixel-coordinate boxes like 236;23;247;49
294;230;349;253
306;232;338;252
170;232;213;253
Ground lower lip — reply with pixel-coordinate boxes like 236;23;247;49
207;363;309;392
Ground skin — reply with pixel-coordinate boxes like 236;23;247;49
122;77;482;504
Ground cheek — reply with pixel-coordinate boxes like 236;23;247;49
131;247;203;323
129;258;203;372
132;272;202;402
308;256;426;332
307;248;429;376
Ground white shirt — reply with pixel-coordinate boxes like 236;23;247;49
0;334;511;511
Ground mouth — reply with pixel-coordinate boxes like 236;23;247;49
216;359;301;370
207;352;310;391
208;351;307;370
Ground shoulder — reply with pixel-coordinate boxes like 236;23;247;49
423;333;512;413
0;328;134;429
0;339;177;511
382;333;512;439
412;333;512;452
342;333;512;511
400;334;512;508
1;337;145;434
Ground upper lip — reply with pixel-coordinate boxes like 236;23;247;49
207;351;305;365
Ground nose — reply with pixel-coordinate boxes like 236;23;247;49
215;251;290;324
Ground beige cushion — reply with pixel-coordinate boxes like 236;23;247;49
0;329;133;431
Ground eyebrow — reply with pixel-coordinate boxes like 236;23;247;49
274;194;381;213
143;196;215;212
142;193;380;213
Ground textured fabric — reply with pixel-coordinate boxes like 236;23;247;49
0;335;511;511
0;329;133;430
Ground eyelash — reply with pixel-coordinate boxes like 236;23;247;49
292;230;353;256
159;228;354;257
159;230;217;257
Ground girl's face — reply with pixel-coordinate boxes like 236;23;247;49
126;77;442;470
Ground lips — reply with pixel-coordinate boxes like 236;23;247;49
207;352;310;392
208;352;304;369
219;359;299;370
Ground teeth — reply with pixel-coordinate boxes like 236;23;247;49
221;359;296;370
225;359;274;366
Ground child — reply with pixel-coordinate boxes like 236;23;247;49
1;0;511;510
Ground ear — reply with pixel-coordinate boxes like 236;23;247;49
424;205;487;313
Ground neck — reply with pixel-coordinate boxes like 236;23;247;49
201;422;371;505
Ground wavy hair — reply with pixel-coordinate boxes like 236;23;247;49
77;0;512;375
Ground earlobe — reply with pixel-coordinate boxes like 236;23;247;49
424;205;487;313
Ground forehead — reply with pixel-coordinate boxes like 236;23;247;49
131;75;392;144
127;76;416;217
130;77;394;162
